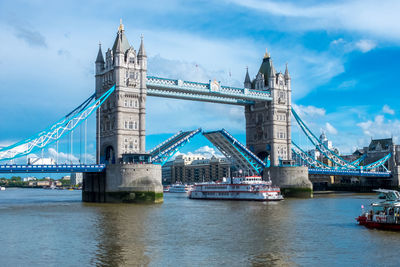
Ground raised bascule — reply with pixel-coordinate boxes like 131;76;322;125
0;21;397;201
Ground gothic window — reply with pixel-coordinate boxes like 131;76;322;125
129;121;133;129
129;72;134;79
124;99;128;107
129;57;135;64
124;121;128;129
134;100;138;108
134;121;138;130
129;142;133;149
130;100;133;107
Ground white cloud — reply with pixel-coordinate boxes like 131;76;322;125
355;39;377;53
228;0;400;42
338;80;357;89
382;105;395;115
292;104;326;117
357;115;400;141
48;148;95;164
331;38;377;53
173;145;223;159
325;122;338;135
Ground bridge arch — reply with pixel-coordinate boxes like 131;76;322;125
104;145;115;164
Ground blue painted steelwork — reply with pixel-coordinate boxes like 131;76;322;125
0;86;116;162
0;164;105;173
291;107;359;169
146;76;272;105
292;142;332;169
151;128;202;166
308;168;391;178
203;129;267;175
292;142;391;171
350;154;366;166
148;131;183;155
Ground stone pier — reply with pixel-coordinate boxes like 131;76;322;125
265;166;313;198
83;163;163;203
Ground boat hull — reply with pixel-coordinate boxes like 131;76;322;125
356;216;400;230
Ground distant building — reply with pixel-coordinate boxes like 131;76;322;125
23;177;37;182
161;161;173;184
164;154;231;184
70;173;83;185
293;132;339;166
36;180;51;187
61;175;71;181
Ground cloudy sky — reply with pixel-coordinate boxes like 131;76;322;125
0;0;399;164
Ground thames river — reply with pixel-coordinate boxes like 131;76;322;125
0;189;399;266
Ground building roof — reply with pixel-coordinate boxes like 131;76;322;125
368;138;393;151
112;22;131;54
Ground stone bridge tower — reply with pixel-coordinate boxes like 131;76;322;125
95;21;147;164
84;22;162;203
245;50;292;166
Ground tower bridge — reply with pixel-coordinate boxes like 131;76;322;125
0;21;397;201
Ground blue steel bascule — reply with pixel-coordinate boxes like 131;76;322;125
0;22;394;200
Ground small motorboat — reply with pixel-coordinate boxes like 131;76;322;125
356;189;400;230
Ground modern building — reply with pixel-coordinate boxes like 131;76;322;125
70;173;83;186
164;154;231;184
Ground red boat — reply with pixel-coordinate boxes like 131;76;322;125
356;189;400;230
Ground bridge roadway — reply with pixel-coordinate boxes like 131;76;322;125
0;164;105;173
146;76;272;105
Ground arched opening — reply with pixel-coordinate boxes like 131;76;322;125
105;146;115;164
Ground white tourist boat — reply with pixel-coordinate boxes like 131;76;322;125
0;186;5;191
168;183;191;193
189;176;283;201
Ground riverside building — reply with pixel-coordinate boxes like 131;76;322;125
163;155;231;184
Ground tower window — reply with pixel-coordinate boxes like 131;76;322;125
129;121;133;129
129;57;135;64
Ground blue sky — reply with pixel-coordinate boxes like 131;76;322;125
0;0;400;167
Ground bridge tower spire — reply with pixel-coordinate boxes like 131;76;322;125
95;22;147;163
86;22;162;203
245;49;292;166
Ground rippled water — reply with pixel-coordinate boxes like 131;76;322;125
0;189;399;266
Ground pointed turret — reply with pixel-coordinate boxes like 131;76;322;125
284;63;290;79
95;42;105;75
244;67;251;88
269;60;276;78
96;42;105;63
138;35;146;58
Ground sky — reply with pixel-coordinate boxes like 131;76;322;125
0;0;400;169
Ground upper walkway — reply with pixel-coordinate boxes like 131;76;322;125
146;76;272;105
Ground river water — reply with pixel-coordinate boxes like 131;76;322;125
0;189;399;267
